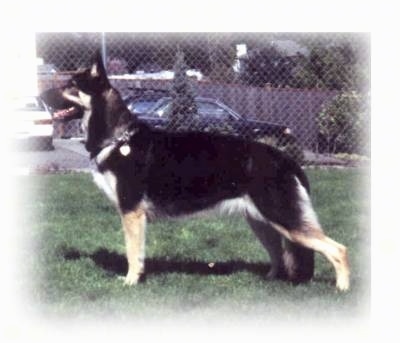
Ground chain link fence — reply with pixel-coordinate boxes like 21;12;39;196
31;32;369;170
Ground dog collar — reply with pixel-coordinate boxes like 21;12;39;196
115;127;137;144
114;126;139;156
93;125;138;164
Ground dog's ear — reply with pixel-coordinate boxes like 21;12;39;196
90;50;108;81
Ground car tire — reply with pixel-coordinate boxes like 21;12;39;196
256;135;279;146
37;137;54;151
256;134;304;165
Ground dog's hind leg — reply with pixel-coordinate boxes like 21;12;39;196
120;208;146;286
246;215;285;279
248;171;349;290
282;240;314;283
246;214;315;282
269;222;350;291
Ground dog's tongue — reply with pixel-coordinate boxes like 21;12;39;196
53;106;78;120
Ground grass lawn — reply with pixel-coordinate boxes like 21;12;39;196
17;169;369;322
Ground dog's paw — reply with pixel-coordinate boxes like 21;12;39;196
336;275;350;292
121;271;144;286
124;273;140;286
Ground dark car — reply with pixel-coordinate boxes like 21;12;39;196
125;93;304;162
138;96;291;139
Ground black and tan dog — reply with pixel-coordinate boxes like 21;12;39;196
52;52;349;291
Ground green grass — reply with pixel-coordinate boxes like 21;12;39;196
18;169;369;321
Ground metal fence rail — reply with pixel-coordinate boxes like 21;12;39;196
32;32;369;167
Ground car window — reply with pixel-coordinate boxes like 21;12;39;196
153;102;172;117
149;98;236;120
197;101;232;120
128;100;159;114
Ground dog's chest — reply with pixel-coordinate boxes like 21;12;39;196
91;144;133;207
79;91;92;133
92;169;118;205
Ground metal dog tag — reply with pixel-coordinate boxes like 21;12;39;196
119;143;131;156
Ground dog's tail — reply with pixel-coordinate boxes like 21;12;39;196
292;159;310;194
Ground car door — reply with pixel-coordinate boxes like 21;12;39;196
196;100;241;134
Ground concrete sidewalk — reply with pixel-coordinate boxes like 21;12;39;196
14;138;90;174
55;138;88;157
303;150;348;166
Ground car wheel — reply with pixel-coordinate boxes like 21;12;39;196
256;135;279;146
37;137;54;151
256;134;304;164
280;142;305;165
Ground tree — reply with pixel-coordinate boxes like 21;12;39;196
239;44;296;87
168;50;199;131
291;42;368;91
206;39;236;83
238;39;368;91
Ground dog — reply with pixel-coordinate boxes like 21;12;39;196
50;52;349;291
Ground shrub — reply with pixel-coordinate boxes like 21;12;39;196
317;92;368;154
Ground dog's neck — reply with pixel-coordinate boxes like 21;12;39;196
85;88;135;158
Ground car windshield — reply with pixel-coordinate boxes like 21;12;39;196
149;98;239;120
13;96;45;111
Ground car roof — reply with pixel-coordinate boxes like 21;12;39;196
126;88;168;95
123;88;169;100
152;96;243;118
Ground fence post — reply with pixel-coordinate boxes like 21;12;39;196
101;32;107;68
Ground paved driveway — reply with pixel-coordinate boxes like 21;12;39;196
14;138;90;174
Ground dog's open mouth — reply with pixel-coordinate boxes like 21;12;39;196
40;84;85;122
53;106;82;121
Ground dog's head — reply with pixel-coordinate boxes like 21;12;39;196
40;51;112;121
57;51;134;156
58;51;111;114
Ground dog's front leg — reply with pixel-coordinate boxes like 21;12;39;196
121;209;146;285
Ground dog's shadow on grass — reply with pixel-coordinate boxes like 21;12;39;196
61;247;270;278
